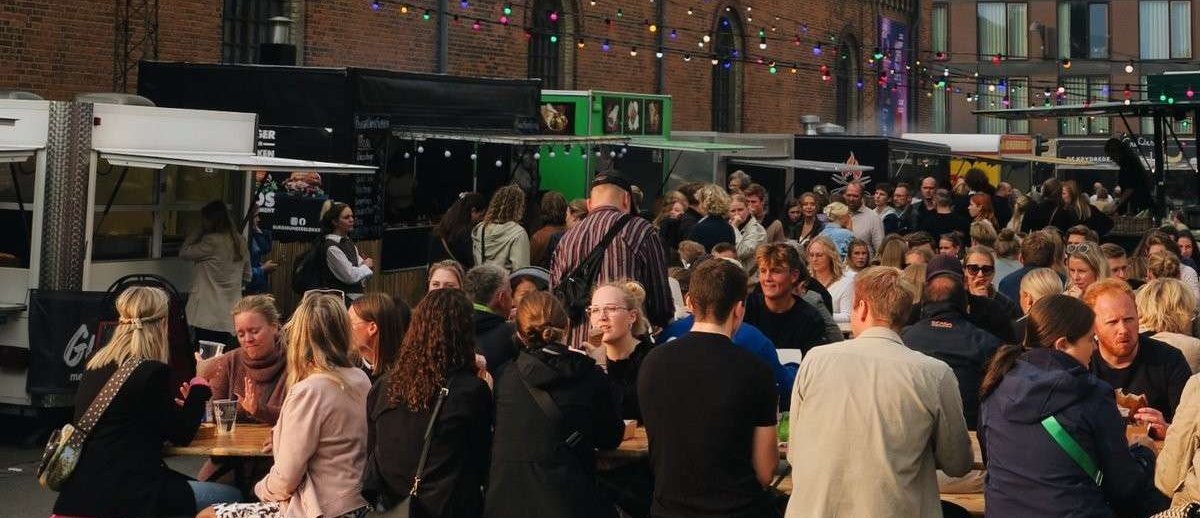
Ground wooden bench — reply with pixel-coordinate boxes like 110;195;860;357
941;493;985;517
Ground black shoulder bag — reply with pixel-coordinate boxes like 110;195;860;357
554;215;633;323
371;387;450;518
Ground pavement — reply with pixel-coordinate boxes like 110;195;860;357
0;415;204;518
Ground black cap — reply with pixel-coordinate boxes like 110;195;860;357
591;172;634;194
926;255;964;283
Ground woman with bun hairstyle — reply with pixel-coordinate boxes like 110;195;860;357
978;295;1163;518
484;292;624;518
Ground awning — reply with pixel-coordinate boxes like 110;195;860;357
95;148;376;174
626;138;763;153
729;157;874;172
0;146;38;164
974;100;1200;120
393;131;629;146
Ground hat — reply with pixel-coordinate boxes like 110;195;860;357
591;172;634;194
925;255;964;283
509;266;552;288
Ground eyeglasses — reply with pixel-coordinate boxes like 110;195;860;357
964;264;995;276
1066;243;1094;255
585;305;631;317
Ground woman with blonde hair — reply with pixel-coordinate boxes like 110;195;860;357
964;246;1022;321
181;200;251;349
687;184;736;252
203;292;372;518
1137;278;1200;373
485;292;623;518
472;185;530;273
54;287;240;518
808;235;854;323
993;229;1022;288
587;280;654;421
875;235;909;269
1018;267;1064;314
1064;244;1110;298
1147;250;1182;281
819;202;854;259
428;259;466;292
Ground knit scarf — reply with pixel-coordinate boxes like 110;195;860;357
241;343;285;384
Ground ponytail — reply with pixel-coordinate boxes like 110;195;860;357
979;344;1024;400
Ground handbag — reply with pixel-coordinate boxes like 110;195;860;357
370;386;450;518
37;359;144;491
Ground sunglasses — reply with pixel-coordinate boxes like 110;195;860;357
1066;243;1094;255
302;288;346;302
964;264;995;276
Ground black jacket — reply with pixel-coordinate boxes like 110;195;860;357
53;361;211;518
902;302;1002;430
483;344;624;518
428;231;475;269
687;216;736;253
678;207;702;244
364;368;493;518
980;348;1161;517
473;308;517;375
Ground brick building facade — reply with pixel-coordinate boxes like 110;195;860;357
2;0;934;135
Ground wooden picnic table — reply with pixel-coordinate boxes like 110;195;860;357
166;423;273;458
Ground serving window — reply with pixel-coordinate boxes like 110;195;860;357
0;156;37;267
93;161;243;261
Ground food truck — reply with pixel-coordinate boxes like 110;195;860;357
0;96;371;415
791;135;953;195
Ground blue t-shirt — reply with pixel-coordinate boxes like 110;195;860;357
658;316;797;409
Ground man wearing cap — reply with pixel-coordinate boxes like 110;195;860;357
551;172;672;345
902;255;1002;430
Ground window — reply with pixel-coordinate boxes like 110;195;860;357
978;2;1028;59
1141;76;1193;134
0;156;36;267
712;13;742;132
93;163;243;261
932;88;948;132
1140;1;1192;59
1058;2;1109;59
221;0;288;64
932;4;949;55
528;0;563;88
978;77;1029;134
1058;76;1110;135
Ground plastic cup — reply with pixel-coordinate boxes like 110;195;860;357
212;399;238;435
198;340;225;361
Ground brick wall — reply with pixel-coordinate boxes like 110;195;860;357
2;0;932;135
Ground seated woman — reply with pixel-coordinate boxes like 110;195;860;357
588;281;655;422
53;287;239;518
1064;243;1110;298
807;236;855;323
363;288;493;518
1137;278;1200;374
979;295;1161;518
428;260;466;292
201;292;372;518
349;293;411;380
484;292;624;518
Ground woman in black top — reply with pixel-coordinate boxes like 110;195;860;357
364;289;492;518
687;184;737;252
484;292;625;518
428;192;485;268
588;282;654;422
54;287;238;518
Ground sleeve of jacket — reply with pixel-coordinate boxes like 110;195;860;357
510;231;531;271
256;382;325;502
1157;374;1200;499
735;220;766;262
933;365;973;476
1166;347;1194;423
362;382;382;503
178;232;216;262
1088;391;1157;513
591;367;626;450
636;226;674;329
739;325;795;407
148;362;211;446
326;245;372;284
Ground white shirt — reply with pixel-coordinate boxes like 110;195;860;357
827;271;857;323
324;234;372;286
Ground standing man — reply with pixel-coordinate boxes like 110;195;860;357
551;172;672;345
786;267;972;517
463;263;516;374
892;182;917;234
872;183;901;235
915;176;939;228
844;181;884;254
639;259;780;517
744;183;775;229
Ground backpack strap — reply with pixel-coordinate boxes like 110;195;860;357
1041;415;1103;486
562;214;632;283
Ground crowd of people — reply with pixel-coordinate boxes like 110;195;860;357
48;165;1200;518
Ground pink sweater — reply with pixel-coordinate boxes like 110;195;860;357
255;367;371;518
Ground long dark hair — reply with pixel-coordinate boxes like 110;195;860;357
350;293;410;377
1177;230;1200;264
200;200;246;262
387;289;476;411
980;295;1095;399
434;192;485;241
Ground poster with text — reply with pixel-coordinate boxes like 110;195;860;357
878;17;909;137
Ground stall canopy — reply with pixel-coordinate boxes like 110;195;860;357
95;148;377;174
393;131;629;147
0;145;37;163
973;100;1200;119
729;157;874;173
627;137;763;153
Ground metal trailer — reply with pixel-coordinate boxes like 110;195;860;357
0;98;370;415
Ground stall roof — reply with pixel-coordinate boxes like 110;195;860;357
96;148;376;174
627;138;763;153
393;131;629;146
729;157;874;172
973;100;1200;119
0;145;38;164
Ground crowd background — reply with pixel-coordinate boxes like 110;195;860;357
47;165;1200;518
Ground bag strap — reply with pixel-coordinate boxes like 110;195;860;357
76;359;144;437
410;386;450;497
479;223;487;263
563;214;632;282
516;356;582;450
441;237;459;264
1041;415;1104;486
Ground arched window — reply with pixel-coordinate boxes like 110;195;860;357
835;35;861;133
712;12;743;132
528;0;563;89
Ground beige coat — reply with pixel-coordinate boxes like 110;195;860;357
786;327;972;518
179;232;250;333
255;367;371;518
1157;374;1200;506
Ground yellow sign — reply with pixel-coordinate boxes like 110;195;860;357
950;158;1000;186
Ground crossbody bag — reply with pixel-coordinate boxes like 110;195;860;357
1041;415;1103;486
370;387;450;518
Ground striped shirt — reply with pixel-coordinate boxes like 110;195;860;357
551;205;672;345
